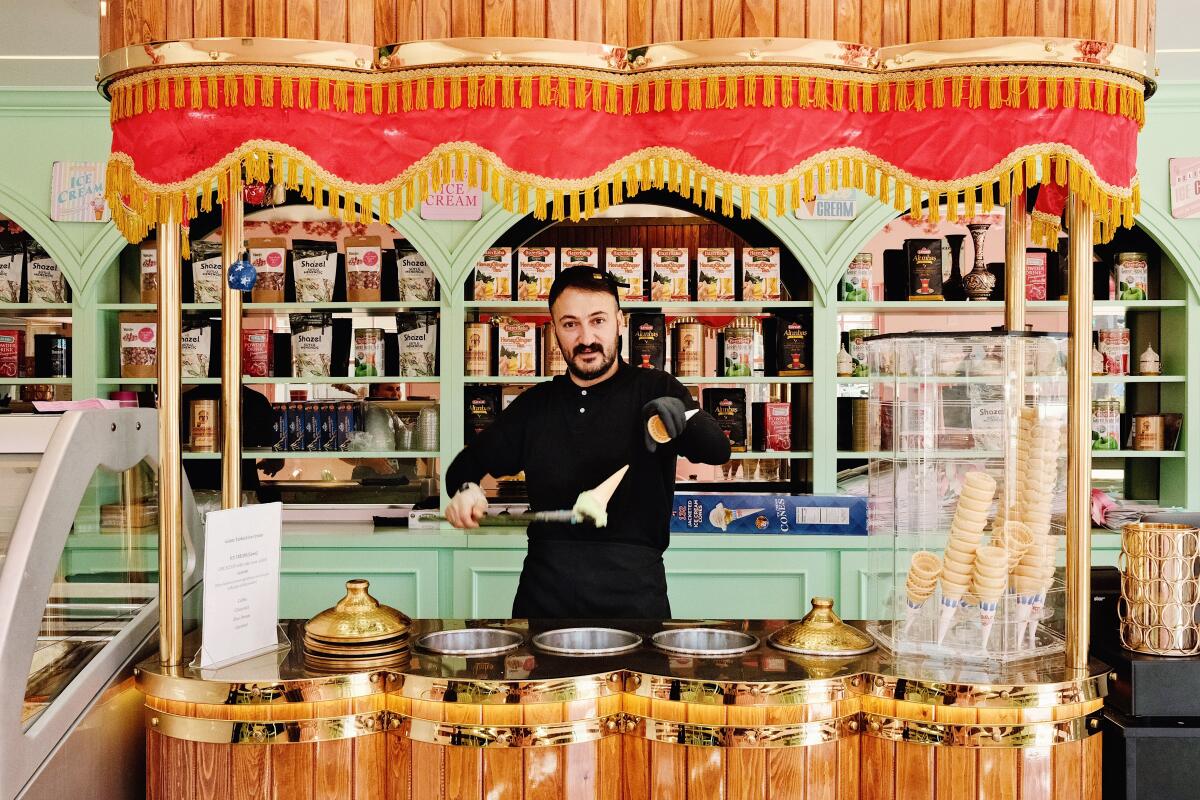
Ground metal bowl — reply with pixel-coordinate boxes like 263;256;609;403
531;627;643;656
416;628;523;657
651;628;760;657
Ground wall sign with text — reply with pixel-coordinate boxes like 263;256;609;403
51;161;110;222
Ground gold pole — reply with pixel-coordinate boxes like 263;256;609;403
1065;193;1094;672
1004;196;1028;332
221;171;244;509
157;205;183;667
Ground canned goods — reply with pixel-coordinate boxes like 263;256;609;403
464;322;492;376
840;253;872;302
1098;327;1130;376
1115;252;1149;301
34;334;70;378
722;318;760;377
672;318;705;377
847;328;878;378
190;399;218;452
1131;414;1165;451
543;328;566;376
353;327;385;377
1092;398;1122;451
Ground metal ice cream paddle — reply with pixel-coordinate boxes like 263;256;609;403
435;465;629;528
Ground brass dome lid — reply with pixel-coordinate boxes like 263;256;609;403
304;579;412;642
769;597;877;656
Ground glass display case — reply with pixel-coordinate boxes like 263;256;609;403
0;410;201;800
863;332;1069;664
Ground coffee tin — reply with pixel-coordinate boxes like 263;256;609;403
672;318;705;377
1114;252;1149;301
464;321;492;376
1098;327;1130;376
190;399;218;452
722;318;759;377
1131;414;1165;451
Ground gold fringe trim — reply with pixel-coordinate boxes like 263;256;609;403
1031;209;1064;248
104;141;1140;248
106;64;1147;129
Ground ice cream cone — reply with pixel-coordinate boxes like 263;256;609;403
571;465;630;527
648;408;699;444
707;503;766;531
909;551;943;579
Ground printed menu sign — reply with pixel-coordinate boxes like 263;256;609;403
50;161;110;222
198;503;282;668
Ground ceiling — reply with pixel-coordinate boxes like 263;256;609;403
0;0;1196;86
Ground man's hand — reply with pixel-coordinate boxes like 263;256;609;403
445;482;488;529
642;396;689;452
258;459;285;477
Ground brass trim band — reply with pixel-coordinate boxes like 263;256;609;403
98;35;1155;88
400;715;619;748
134;666;394;705
860;710;1104;748
135;667;1109;709
855;672;1109;707
146;708;398;745
624;673;853;705
627;714;854;748
392;672;623;704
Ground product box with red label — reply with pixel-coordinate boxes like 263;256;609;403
559;246;599;270
0;329;24;378
669;493;867;535
1025;250;1049;301
752;402;792;452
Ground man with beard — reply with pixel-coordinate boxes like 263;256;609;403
445;266;730;618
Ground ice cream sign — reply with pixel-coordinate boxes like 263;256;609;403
50;161;110;222
420;181;483;220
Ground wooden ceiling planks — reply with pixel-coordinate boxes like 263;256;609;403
100;0;1155;57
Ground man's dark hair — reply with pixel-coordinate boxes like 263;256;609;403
548;266;623;310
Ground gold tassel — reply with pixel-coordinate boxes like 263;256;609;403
814;77;828;109
914;78;927;111
757;186;769;217
787;179;799;215
466;75;479;109
947;190;959;222
832;80;845;111
781;76;794;108
354;82;366;114
640;159;653;191
982;181;995;213
261;75;275;107
622;83;634;115
558;76;570;109
1024;155;1038;185
929;193;941;223
287;75;301;108
1040;154;1052;185
853;159;865;190
174;76;184;108
636;79;650;113
964;184;977;219
387;82;397;113
894;81;908;112
598;181;610;213
1012;162;1025;198
967;75;981;108
688;78;702;110
1028;77;1040;109
763;75;775;107
989;76;1003;108
773;183;785;215
863;80;874;112
654;78;666;111
614;171;625;205
336;80;351;112
591;79;603;111
848;82;859;112
517;75;531;108
433;76;446;109
207;75;218;108
817;164;829;195
1007;76;1021;108
272;153;283;186
705;177;717;213
1055;153;1067;184
951;75;964;107
877;79;890;112
879;173;890;206
1064;77;1077;108
568;190;581;222
245;75;259;106
799;76;811;107
401;79;414;111
803;170;814;203
500;75;514;107
933;76;945;108
286;158;298;190
999;169;1011;206
720;183;733;216
724;75;737;109
1046;76;1059;109
706;76;719;108
224;75;238;107
415;77;429;110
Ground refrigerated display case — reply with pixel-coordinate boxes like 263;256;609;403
0;409;202;800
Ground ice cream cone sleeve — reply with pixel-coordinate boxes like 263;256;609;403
936;595;963;644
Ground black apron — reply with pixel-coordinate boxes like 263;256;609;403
512;539;671;619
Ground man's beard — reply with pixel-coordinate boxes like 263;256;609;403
564;338;618;380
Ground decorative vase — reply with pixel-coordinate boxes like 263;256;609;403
963;222;997;301
943;234;967;301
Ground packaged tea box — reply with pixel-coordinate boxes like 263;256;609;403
741;247;781;301
752;402;792;452
516;246;557;301
464;385;502;444
290;313;334;377
139;241;159;304
345;236;383;302
1025;249;1050;301
495;316;539;377
0;233;23;303
190;240;224;303
26;241;67;303
396;311;439;377
604;247;645;301
473;247;513;300
1114;252;1149;300
181;316;214;378
242;328;274;377
291;239;337;302
559;246;599;270
903;238;943;300
248;237;287;303
627;312;666;370
118;312;157;379
0;329;25;378
773;310;812;376
839;253;872;302
696;248;735;301
704;387;748;452
649;247;690;301
397;249;437;301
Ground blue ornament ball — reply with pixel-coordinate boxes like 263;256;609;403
228;258;257;291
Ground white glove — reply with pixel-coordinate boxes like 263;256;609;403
445;482;488;529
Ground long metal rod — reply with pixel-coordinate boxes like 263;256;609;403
157;205;183;667
1065;193;1094;672
221;171;244;509
1004;195;1028;332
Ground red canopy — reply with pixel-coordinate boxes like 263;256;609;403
103;59;1144;245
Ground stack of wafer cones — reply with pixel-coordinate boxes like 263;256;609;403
903;551;942;634
937;471;996;644
1009;413;1063;646
971;545;1011;648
